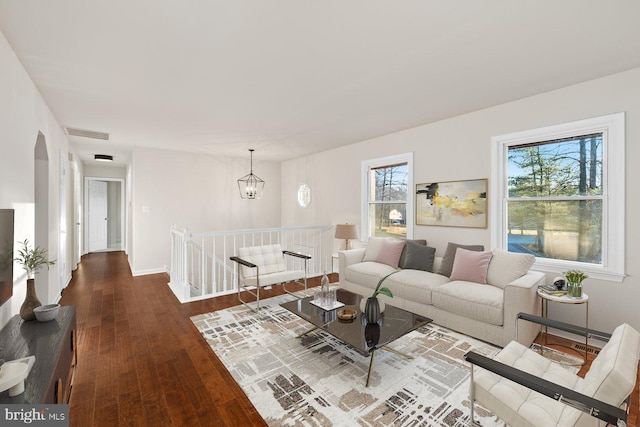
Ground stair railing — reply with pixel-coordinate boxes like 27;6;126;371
169;224;335;303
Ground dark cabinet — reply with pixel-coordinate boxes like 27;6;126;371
0;305;77;404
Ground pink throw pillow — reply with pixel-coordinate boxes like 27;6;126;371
449;248;493;284
375;239;406;268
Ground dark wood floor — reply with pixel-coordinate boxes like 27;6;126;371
60;251;639;426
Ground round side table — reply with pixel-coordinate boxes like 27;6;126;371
537;289;589;365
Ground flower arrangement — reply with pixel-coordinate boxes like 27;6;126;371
564;269;587;298
564;269;587;284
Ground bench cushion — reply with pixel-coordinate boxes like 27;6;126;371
238;244;286;278
473;323;640;427
578;323;640;407
474;340;583;427
241;269;306;288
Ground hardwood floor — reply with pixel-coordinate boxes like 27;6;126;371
60;251;638;426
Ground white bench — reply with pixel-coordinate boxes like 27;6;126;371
230;244;310;310
465;314;640;427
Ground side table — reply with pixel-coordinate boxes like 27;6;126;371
0;305;77;403
537;289;589;365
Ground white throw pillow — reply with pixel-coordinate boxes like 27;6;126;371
363;237;385;262
486;249;535;288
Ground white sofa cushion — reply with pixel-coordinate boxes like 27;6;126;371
385;269;450;304
486;249;536;289
432;281;503;326
238;244;286;278
345;261;397;289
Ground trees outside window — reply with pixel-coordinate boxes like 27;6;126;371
507;135;602;263
492;113;625;281
362;153;413;241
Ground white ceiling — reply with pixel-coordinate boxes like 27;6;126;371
1;1;640;167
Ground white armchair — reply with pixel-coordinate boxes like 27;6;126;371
230;244;311;310
465;314;640;427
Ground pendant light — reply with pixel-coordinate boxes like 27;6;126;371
237;149;265;199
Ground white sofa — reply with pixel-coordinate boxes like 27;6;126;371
338;242;545;347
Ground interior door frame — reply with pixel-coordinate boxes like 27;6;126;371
84;176;127;255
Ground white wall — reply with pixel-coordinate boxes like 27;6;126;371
0;30;81;329
84;164;127;179
130;147;281;275
282;67;640;336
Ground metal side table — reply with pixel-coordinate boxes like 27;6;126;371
537;289;589;365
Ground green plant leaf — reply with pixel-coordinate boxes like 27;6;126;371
372;270;398;298
375;287;393;298
13;239;55;278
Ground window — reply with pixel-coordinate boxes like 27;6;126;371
361;153;413;241
297;184;311;207
491;113;625;281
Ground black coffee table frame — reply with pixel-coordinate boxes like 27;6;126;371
280;288;431;387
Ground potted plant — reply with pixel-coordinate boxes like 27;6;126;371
14;239;55;320
363;271;397;323
564;269;587;298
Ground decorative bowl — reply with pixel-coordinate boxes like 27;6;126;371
33;304;60;322
337;308;357;321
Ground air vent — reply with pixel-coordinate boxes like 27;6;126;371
64;127;110;141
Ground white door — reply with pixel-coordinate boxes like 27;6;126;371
88;180;108;252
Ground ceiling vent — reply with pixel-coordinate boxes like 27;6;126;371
64;127;110;141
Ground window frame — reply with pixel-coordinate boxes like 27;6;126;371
491;113;625;282
361;153;414;243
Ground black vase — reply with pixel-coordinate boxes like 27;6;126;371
365;323;380;348
364;297;380;324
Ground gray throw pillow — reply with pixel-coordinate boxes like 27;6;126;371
398;239;427;268
402;241;436;272
438;242;485;277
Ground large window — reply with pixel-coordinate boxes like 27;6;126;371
361;153;413;241
491;113;625;281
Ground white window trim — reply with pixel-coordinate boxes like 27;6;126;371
491;113;625;282
361;153;414;244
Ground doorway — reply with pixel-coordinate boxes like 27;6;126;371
84;177;126;253
34;133;50;301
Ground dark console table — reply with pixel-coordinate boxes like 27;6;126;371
0;305;77;404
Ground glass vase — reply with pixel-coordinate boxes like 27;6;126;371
567;281;582;298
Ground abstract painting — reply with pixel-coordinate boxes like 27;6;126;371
416;179;487;228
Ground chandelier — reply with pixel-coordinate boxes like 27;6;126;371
237;149;265;199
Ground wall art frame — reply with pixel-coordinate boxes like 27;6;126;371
415;178;488;228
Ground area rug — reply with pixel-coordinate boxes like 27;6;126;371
191;296;578;426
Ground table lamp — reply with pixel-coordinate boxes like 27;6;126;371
335;224;359;250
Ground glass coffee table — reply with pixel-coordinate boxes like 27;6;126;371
280;288;431;386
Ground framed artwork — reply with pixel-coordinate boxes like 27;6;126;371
415;179;487;228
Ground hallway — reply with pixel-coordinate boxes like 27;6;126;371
60;251;267;426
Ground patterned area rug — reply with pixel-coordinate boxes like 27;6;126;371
192;295;511;426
